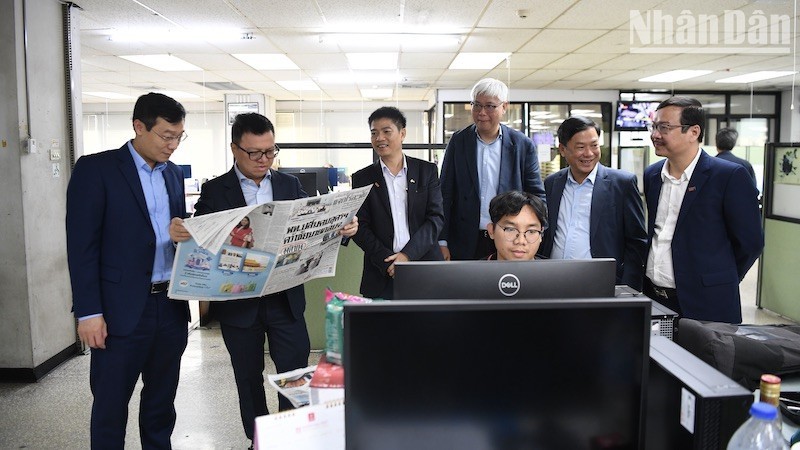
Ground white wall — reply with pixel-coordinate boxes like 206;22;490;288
779;89;800;143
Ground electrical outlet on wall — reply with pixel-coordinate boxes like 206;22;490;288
50;139;61;161
24;138;38;153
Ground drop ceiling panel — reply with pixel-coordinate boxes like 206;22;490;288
461;28;541;52
506;53;563;70
518;29;608;53
544;53;618;70
477;0;572;28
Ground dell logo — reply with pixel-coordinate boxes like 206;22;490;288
498;274;520;297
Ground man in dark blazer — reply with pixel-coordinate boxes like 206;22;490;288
439;78;546;260
644;96;763;323
540;116;647;290
351;106;444;299
66;92;190;449
715;127;757;184
182;113;356;446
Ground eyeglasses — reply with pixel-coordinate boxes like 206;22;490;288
235;143;280;160
646;123;692;134
498;226;544;244
152;130;188;144
470;102;501;112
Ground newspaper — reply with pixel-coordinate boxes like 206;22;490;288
168;185;371;301
266;365;317;408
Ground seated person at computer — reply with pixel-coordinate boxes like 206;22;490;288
485;191;548;261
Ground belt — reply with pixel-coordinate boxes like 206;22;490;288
150;281;170;294
650;285;677;300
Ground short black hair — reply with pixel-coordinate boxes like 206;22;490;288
231;113;275;145
557;116;601;146
132;92;185;130
368;106;406;130
489;191;548;230
715;127;739;152
656;96;705;141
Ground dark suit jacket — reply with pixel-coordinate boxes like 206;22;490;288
351;156;444;297
644;150;764;323
193;168;307;328
66;143;189;336
541;164;648;290
716;150;757;184
440;124;546;260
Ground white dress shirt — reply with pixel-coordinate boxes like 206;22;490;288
381;157;411;253
551;165;597;260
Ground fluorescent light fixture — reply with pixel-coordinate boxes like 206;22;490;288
152;90;199;99
277;80;320;91
317;71;401;84
84;92;133;100
638;70;713;82
233;54;299;71
346;53;398;70
361;88;393;99
110;28;243;43
715;71;795;84
327;33;460;49
119;54;202;72
448;53;510;70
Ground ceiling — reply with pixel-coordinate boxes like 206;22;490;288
76;0;800;104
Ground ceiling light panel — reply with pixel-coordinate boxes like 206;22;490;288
119;54;203;72
233;54;300;70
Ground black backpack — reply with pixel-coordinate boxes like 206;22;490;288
676;318;800;391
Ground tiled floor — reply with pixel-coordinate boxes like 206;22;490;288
0;260;794;449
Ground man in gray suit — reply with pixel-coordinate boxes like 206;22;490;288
540;116;648;290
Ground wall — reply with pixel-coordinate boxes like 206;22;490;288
0;0;76;378
779;89;800;142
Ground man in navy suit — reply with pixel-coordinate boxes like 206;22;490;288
66;92;190;449
173;113;356;446
351;106;444;299
540;116;647;290
439;78;546;260
715;127;757;184
643;96;763;323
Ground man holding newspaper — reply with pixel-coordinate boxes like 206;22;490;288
169;113;358;447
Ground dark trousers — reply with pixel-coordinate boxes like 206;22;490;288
89;292;188;450
474;229;497;260
643;277;683;316
220;293;311;440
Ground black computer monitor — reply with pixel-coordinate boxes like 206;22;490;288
393;259;617;300
344;298;651;449
278;167;330;196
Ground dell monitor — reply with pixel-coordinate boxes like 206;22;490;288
344;298;651;449
393;259;617;300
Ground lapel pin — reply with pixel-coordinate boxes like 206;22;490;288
688;186;696;192
374;182;380;188
410;179;415;184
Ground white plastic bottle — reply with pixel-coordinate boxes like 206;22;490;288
727;402;788;450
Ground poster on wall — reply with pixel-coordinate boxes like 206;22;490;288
228;102;260;124
767;145;800;221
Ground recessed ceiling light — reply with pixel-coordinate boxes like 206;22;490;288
638;70;713;82
84;92;133;100
110;28;244;43
233;54;300;71
715;71;796;83
277;80;320;91
327;33;461;49
317;71;401;85
119;54;202;72
361;88;393;99
346;53;398;70
448;53;510;70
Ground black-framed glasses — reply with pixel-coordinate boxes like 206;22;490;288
235;143;280;160
499;226;544;244
646;123;691;134
152;130;188;144
470;101;500;112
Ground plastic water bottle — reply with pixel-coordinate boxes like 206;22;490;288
727;402;788;449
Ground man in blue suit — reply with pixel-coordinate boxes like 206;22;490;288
715;127;757;185
179;113;357;447
66;92;191;449
643;96;763;323
439;78;546;260
540;116;647;289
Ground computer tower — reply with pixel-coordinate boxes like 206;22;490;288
615;285;678;340
646;336;752;449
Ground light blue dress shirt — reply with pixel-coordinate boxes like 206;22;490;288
551;165;597;260
235;164;273;206
128;141;175;283
477;131;502;230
